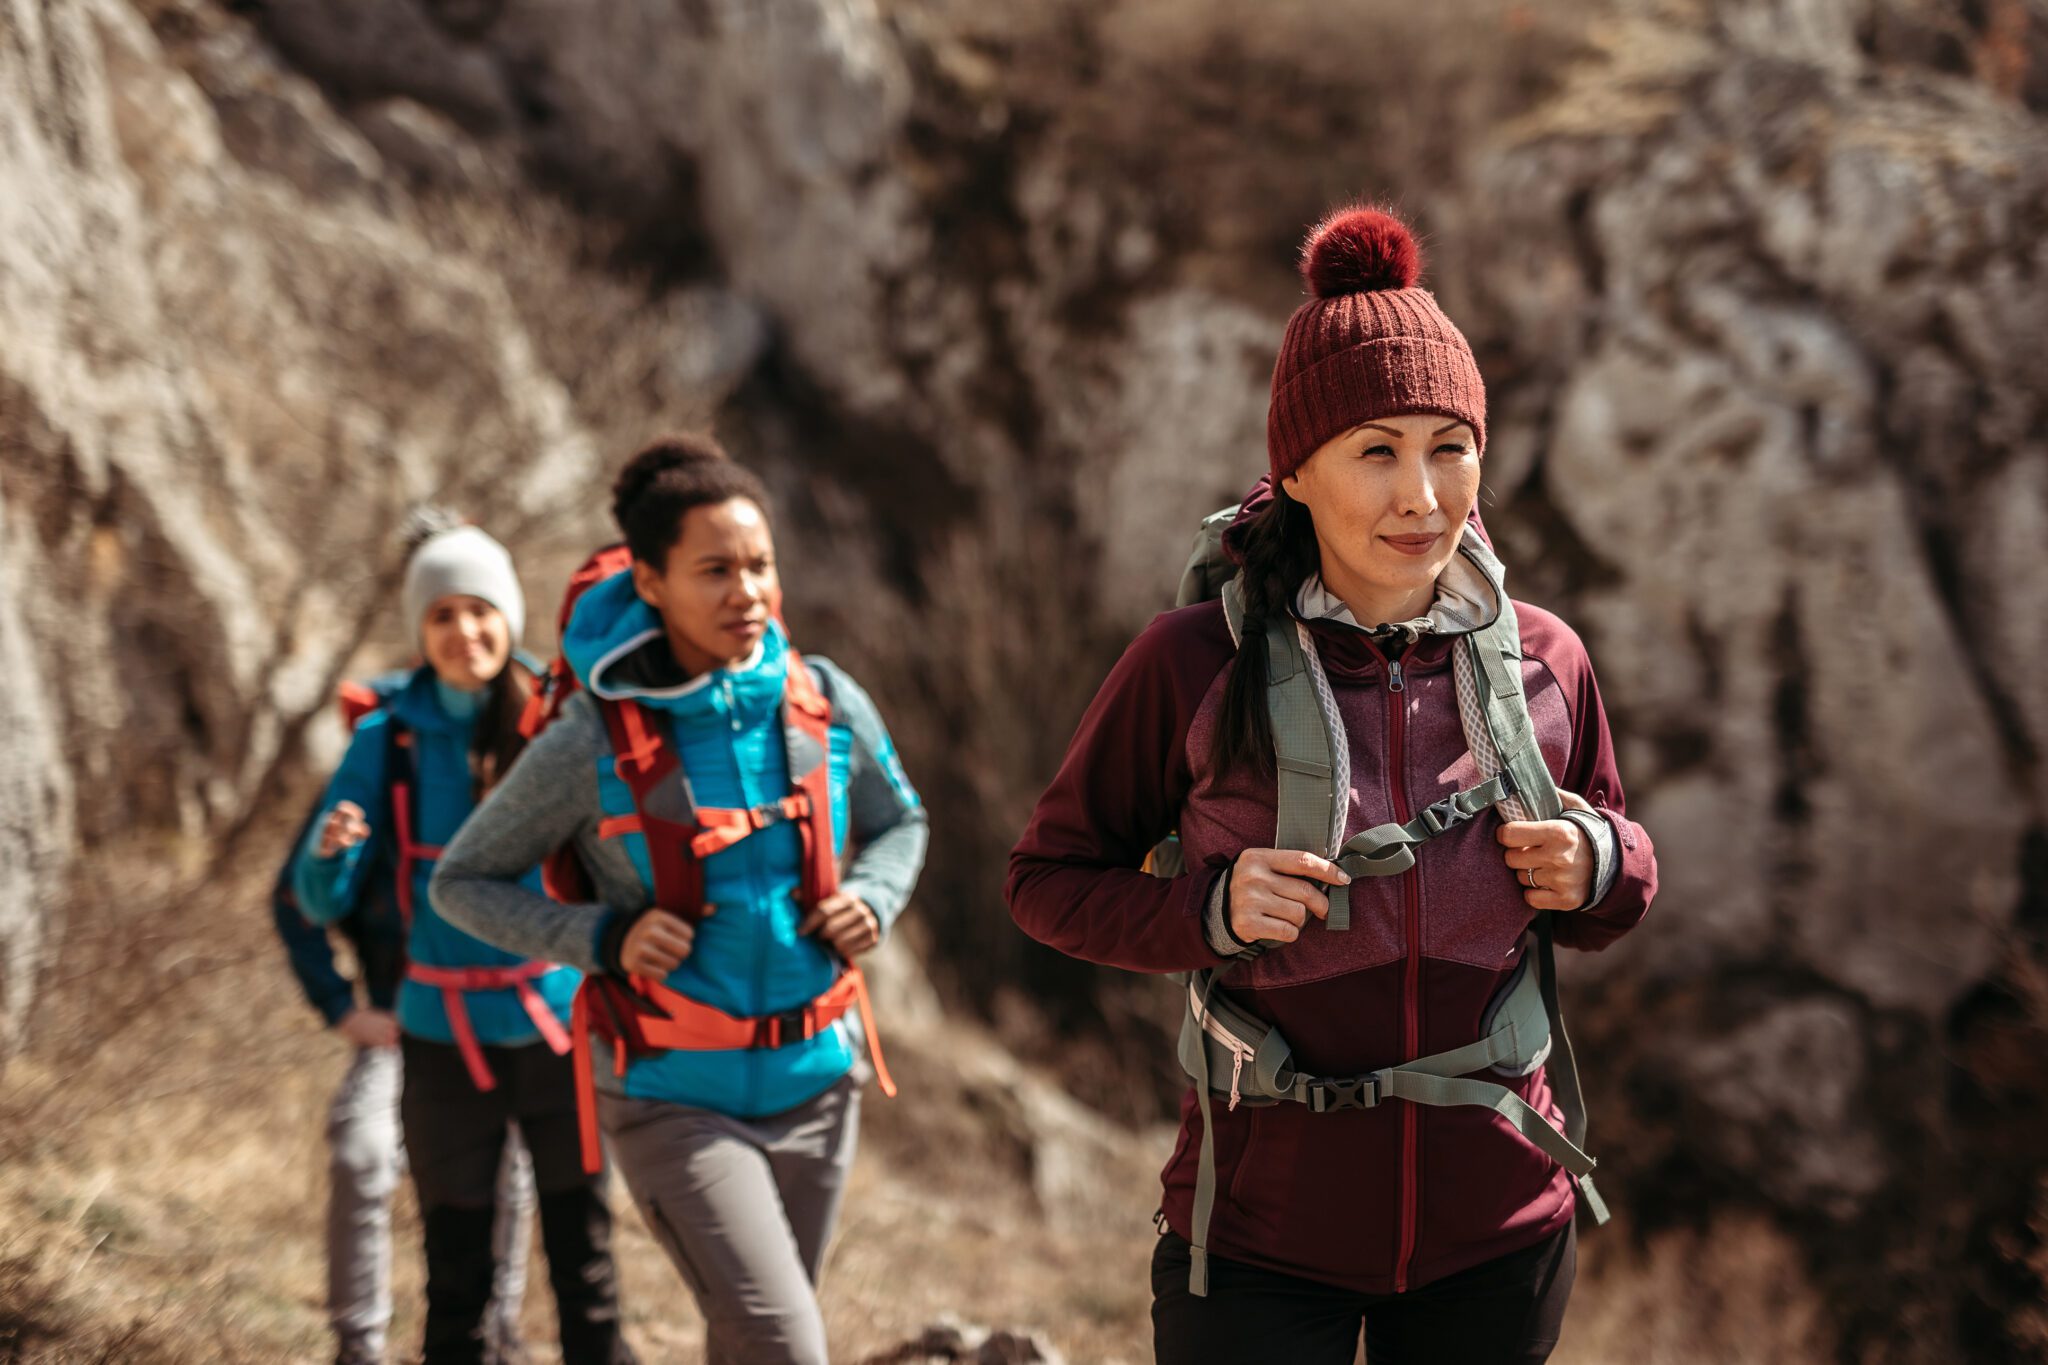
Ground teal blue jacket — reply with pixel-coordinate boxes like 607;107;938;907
293;667;579;1046
431;572;927;1117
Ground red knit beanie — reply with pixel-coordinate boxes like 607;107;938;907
1266;206;1486;483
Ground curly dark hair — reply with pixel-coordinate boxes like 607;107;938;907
611;433;770;569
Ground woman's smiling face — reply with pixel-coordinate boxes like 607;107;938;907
1281;412;1481;624
420;595;511;690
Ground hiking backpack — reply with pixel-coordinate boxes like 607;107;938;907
1157;504;1609;1296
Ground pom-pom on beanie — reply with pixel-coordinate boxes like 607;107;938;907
1266;206;1487;483
402;520;526;645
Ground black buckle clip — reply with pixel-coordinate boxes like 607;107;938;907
1306;1074;1380;1112
754;1006;814;1049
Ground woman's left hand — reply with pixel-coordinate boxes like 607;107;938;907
801;891;880;959
1497;791;1596;911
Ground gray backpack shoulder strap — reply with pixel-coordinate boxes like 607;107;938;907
1151;564;1337;879
1457;529;1560;823
1454;530;1606;1219
1259;598;1337;860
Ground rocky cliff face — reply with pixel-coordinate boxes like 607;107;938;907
4;0;2045;1357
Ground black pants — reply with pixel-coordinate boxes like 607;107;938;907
402;1036;636;1365
1152;1221;1576;1365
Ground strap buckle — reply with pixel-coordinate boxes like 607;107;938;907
1305;1074;1381;1113
754;1006;815;1049
1417;792;1480;837
748;796;807;831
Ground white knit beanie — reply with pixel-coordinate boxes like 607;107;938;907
402;525;526;643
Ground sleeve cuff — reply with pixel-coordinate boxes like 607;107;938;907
594;908;636;978
840;879;899;935
1563;808;1619;910
1202;860;1257;959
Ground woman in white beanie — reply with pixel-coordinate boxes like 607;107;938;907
296;510;636;1364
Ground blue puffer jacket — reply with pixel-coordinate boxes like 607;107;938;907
293;666;579;1046
561;572;926;1115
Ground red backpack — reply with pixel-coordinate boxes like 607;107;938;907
526;545;895;1172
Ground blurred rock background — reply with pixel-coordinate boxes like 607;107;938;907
3;0;2045;1359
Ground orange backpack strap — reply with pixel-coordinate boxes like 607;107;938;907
598;698;710;924
781;652;841;907
384;723;446;927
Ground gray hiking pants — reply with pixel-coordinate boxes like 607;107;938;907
600;1077;860;1365
326;1043;537;1363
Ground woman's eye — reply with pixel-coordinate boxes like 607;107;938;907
1435;444;1469;456
1362;444;1396;457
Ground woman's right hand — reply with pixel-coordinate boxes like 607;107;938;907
619;908;701;979
1228;848;1351;945
337;1007;400;1049
317;800;371;858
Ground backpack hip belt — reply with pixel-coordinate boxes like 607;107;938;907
1177;934;1606;1294
569;963;892;1174
404;960;572;1091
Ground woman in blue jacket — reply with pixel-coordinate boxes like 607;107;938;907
295;515;634;1365
432;436;928;1365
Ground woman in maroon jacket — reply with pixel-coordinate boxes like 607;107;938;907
1006;207;1656;1364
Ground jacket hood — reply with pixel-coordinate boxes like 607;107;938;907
562;568;786;716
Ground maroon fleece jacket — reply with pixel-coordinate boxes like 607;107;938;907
1005;592;1655;1294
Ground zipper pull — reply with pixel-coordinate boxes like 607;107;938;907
1228;1048;1246;1111
1387;658;1406;693
724;678;741;732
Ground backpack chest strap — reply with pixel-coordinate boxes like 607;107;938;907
598;658;840;918
1322;773;1511;929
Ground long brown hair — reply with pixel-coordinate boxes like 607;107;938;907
1211;487;1322;779
469;657;533;799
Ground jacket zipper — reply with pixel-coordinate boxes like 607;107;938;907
1384;643;1423;1292
720;677;765;1116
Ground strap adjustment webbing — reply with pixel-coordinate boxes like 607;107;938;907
689;795;813;859
1325;773;1511;926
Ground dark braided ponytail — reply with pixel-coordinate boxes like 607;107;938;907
1210;486;1322;779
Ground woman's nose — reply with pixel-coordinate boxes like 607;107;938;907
1394;455;1437;515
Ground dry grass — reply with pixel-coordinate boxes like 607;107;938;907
0;820;1163;1364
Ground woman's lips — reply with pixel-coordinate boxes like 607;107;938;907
1382;532;1443;558
726;618;767;637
